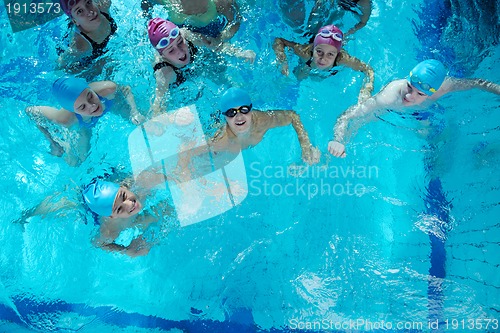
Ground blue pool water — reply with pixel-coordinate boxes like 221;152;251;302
1;0;499;332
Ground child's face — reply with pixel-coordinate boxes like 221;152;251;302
111;187;142;218
160;35;191;67
313;44;339;69
402;82;429;106
71;0;101;30
225;106;252;135
73;88;104;116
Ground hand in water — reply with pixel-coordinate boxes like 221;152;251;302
328;140;346;158
237;49;256;64
302;146;321;165
131;113;146;126
173;108;195;126
280;62;289;76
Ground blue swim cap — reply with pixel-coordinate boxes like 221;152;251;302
220;87;252;112
52;76;89;112
408;60;447;96
82;180;120;217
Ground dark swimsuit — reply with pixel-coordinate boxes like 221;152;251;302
75;95;113;129
178;14;228;39
338;0;362;13
78;12;117;63
305;51;340;76
153;41;198;88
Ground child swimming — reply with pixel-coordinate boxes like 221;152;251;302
58;0;117;71
210;87;320;164
25;76;145;164
147;18;254;115
273;25;374;102
328;59;500;157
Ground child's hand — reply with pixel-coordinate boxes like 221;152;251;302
302;146;321;165
328;140;346;158
131;112;146;126
172;108;195;126
280;62;289;76
236;49;256;64
143;120;166;136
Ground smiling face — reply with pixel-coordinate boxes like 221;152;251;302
312;44;339;69
73;88;104;117
111;187;143;219
71;0;101;30
160;35;191;67
225;106;253;135
402;82;429;106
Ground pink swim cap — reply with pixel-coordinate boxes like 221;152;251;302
60;0;79;17
313;25;343;51
148;18;179;52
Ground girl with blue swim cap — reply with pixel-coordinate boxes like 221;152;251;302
25;76;145;165
83;179;158;257
328;59;500;158
16;174;172;257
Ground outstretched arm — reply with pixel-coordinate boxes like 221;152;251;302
272;38;309;76
258;110;319;164
329;95;382;157
119;85;145;125
344;0;372;38
14;194;78;224
215;0;241;42
339;50;375;102
435;77;500;98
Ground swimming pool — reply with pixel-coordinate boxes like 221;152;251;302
1;0;499;332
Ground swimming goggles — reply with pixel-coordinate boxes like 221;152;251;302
155;27;181;50
223;104;252;117
317;29;343;42
409;71;438;94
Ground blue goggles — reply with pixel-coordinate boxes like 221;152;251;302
408;71;438;94
155;27;181;50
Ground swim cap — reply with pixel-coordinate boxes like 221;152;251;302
60;0;79;17
220;88;252;112
148;18;179;51
52;76;89;112
408;59;447;96
314;25;343;51
82;180;120;217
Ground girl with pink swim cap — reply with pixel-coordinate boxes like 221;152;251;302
57;0;118;73
273;24;375;103
147;17;255;116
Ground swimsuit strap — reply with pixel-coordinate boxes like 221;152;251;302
180;14;228;38
338;0;362;13
306;50;340;76
153;41;198;87
78;11;117;59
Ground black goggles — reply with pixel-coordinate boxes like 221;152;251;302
222;104;252;117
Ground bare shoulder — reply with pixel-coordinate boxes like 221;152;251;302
90;81;117;97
